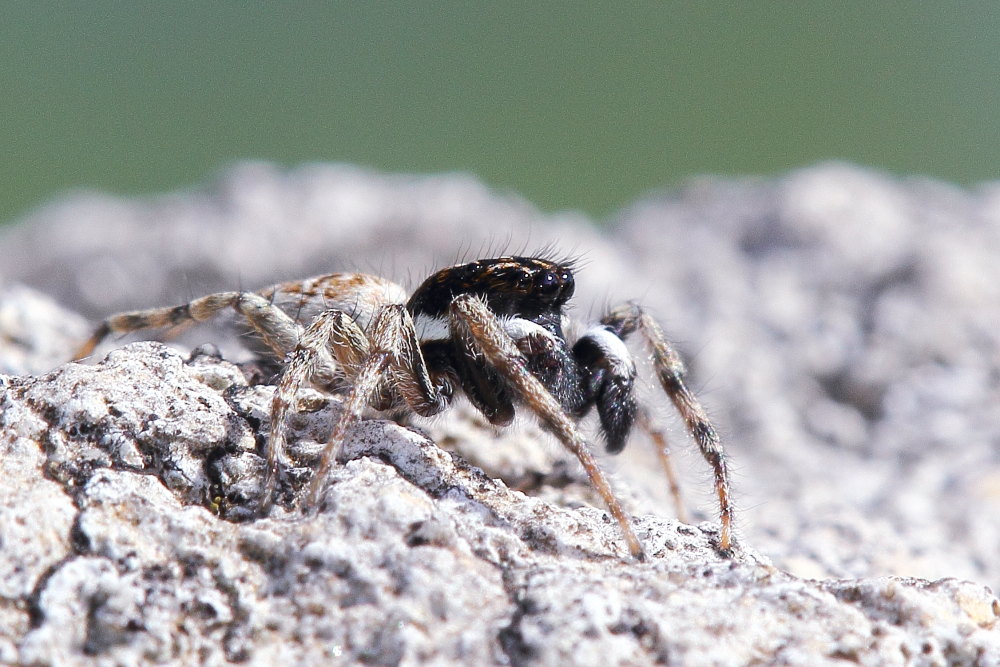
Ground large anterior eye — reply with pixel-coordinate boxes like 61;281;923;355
536;270;560;295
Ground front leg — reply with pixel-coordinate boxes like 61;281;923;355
448;294;645;560
603;302;734;554
573;323;691;527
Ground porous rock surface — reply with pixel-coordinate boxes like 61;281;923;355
1;162;999;665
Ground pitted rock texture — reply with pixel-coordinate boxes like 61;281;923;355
2;162;999;664
2;344;998;665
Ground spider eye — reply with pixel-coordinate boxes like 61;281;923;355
536;270;561;296
560;271;575;298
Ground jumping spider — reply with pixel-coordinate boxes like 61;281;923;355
75;256;734;558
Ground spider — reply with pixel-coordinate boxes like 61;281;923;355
74;255;734;559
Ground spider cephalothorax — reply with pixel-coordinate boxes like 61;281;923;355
75;255;734;559
409;257;577;426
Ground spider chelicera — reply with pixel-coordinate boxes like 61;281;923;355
75;255;734;558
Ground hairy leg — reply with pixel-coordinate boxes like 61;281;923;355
291;304;450;511
449;293;645;559
603;302;734;553
259;309;365;514
74;291;303;361
636;407;689;524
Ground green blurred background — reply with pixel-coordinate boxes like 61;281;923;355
3;3;999;225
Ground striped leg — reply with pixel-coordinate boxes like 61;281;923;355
602;303;734;553
266;304;450;513
449;293;645;560
635;408;690;524
73;291;302;361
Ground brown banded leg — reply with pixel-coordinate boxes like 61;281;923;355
603;302;734;554
293;304;450;511
636;408;689;524
259;309;367;514
73;291;304;361
449;293;645;560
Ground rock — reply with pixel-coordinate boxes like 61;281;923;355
0;281;89;376
1;162;998;664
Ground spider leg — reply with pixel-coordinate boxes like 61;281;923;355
635;407;689;524
259;309;367;514
73;291;303;361
603;302;734;553
449;293;645;560
294;304;450;512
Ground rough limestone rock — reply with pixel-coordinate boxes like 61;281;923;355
1;162;999;664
